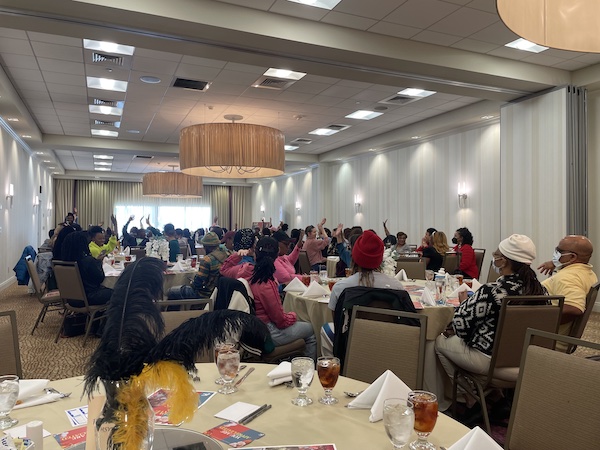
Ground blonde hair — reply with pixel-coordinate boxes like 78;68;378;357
432;231;450;254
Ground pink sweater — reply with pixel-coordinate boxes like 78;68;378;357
303;237;330;266
274;244;301;284
250;279;297;328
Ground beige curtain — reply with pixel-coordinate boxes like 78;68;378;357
231;186;252;229
204;185;230;229
54;179;75;226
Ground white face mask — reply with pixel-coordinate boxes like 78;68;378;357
492;258;503;274
552;249;574;269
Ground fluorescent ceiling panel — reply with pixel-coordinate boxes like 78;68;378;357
286;0;342;10
91;129;119;137
505;38;548;53
89;105;124;116
345;110;383;120
83;39;135;55
86;77;128;92
309;128;339;136
263;68;307;80
398;88;436;98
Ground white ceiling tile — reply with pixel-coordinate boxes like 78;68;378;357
276;91;315;103
428;8;498;37
132;56;179;75
134;48;182;62
31;42;83;62
572;54;600;64
40;125;64;134
385;0;460;28
175;64;222;80
214;69;263;85
270;0;329;20
486;46;530;60
521;53;566;67
223;62;266;74
468;20;518;45
37;58;85;75
16;79;48;92
306;95;345;107
27;32;81;47
466;0;497;13
451;38;498;53
85;65;131;80
367;21;421;39
302;74;340;84
0;27;28;39
411;30;463;46
218;0;276;11
207;82;252;95
553;60;589;71
542;48;582;60
180;55;227;68
321;11;378;30
334;0;405;20
7;67;44;82
43;72;86;87
53;102;88;112
49;92;88;103
31;107;58;116
1;54;39;70
0;38;33;56
285;80;330;95
319;85;364;98
47;82;87;96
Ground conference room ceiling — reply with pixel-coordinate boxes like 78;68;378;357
0;0;599;182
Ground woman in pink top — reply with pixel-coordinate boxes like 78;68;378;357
273;229;304;285
247;237;317;360
303;218;330;270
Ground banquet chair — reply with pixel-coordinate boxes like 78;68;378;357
565;281;600;353
52;260;108;347
485;261;500;283
442;252;460;274
195;246;206;257
505;329;600;450
298;251;312;274
0;311;22;377
160;309;211;362
395;259;426;280
129;247;146;260
26;256;64;335
344;306;427;388
155;298;213;312
473;248;486;280
179;244;190;259
451;296;564;433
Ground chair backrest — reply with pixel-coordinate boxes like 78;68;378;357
488;296;563;377
155;298;213;312
0;311;22;377
395;260;426;280
408;244;417;251
505;329;600;450
344;306;427;388
195;246;206;256
52;260;89;306
130;247;146;260
566;281;600;353
442;252;460;274
485;261;500;283
210;277;254;314
25;256;44;298
473;248;486;280
179;244;189;259
160;310;211;362
298;251;312;274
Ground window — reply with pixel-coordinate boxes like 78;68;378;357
115;205;211;232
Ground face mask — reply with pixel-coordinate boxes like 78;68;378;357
552;249;573;269
492;258;503;274
136;238;143;245
451;237;458;245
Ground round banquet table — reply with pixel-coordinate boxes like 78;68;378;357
9;364;469;450
102;269;196;292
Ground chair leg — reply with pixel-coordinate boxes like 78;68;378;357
451;370;459;419
55;312;67;343
474;381;491;434
31;305;48;335
82;314;94;348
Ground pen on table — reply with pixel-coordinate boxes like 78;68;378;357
234;366;255;388
239;404;272;425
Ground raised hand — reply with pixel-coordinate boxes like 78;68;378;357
537;261;555;276
320;218;327;226
128;215;135;222
110;214;117;225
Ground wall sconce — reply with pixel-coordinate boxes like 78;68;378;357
260;204;265;215
295;201;301;213
354;194;361;213
48;201;53;211
6;183;14;207
457;182;468;208
33;195;40;207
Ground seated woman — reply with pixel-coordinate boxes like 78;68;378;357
422;230;449;272
245;237;317;360
394;231;411;254
61;231;113;306
303;218;330;271
435;234;546;381
452;227;479;279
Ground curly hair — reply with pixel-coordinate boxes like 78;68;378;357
456;227;474;246
61;231;91;262
250;237;279;284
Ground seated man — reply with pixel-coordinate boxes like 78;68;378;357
220;228;257;278
167;232;228;299
538;235;598;346
88;221;119;259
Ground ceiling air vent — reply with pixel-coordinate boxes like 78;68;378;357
252;76;297;90
91;52;124;66
133;155;154;160
327;124;350;131
173;78;210;91
291;138;312;145
378;94;422;106
93;119;120;127
92;99;118;107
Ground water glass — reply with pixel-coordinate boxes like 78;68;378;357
0;375;19;430
317;356;340;405
217;348;240;395
214;342;236;385
424;270;434;281
291;357;315;407
384;398;415;449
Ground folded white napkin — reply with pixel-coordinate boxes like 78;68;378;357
303;280;328;297
448;426;503;449
449;283;469;298
395;269;408;281
18;379;49;400
327;256;340;262
14;393;61;410
123;247;130;256
347;370;411;422
284;277;308;293
266;361;292;386
471;279;483;291
171;261;185;272
421;287;436;306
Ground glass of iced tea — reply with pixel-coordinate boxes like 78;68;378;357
217;348;240;395
214;342;236;385
301;274;311;286
407;391;438;450
317;356;341;405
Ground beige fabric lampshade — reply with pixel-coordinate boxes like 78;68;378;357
498;0;600;53
142;172;203;197
179;123;285;179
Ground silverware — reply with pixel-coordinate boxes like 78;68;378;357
234;367;255;388
45;387;71;398
344;390;364;398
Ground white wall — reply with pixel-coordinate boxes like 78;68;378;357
587;89;600;310
0;125;54;290
253;122;502;272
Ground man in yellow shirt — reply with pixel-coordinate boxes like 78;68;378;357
88;215;119;259
538;235;598;345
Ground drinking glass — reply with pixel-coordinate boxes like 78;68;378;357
217;348;240;395
425;270;434;281
408;391;438;450
317;356;340;405
383;398;415;449
291;357;314;407
0;375;19;430
214;342;236;385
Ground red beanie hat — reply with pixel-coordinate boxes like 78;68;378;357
351;230;384;269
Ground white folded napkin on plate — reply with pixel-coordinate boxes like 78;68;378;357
266;361;292;386
449;283;469;298
347;370;411;422
18;379;49;400
171;261;185;272
421;287;436;306
14;393;61;410
395;269;408;281
283;277;306;293
303;280;328;297
123;247;130;256
471;279;483;291
102;262;118;275
448;426;503;449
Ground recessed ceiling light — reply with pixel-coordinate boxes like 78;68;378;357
127;130;141;134
94;167;111;171
345;110;383;120
93;154;114;160
86;76;128;92
309;128;339;136
83;39;135;55
139;75;162;84
91;129;119;137
94;161;112;166
505;38;548;53
398;88;436;98
411;136;420;139
481;115;495;120
89;105;123;116
52;172;59;174
48;166;55;169
43;160;51;163
336;158;342;161
284;145;299;151
286;0;342;10
300;167;307;170
22;135;32;138
7;118;18;122
36;152;45;155
263;68;306;80
368;148;375;152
